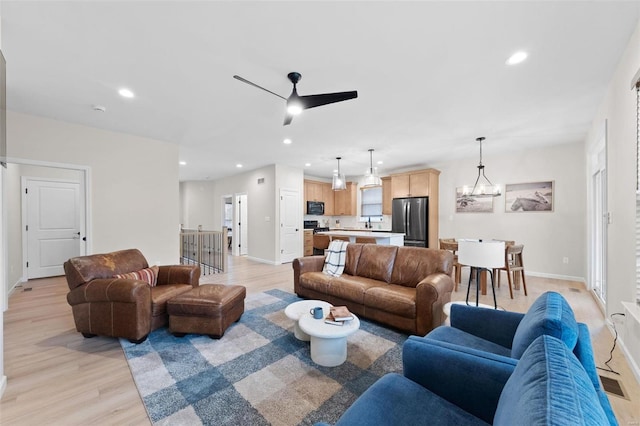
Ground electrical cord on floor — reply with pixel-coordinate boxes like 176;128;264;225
597;312;625;375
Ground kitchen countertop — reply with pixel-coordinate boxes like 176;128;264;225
330;228;392;232
319;230;404;238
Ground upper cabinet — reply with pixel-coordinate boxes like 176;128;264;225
381;177;392;215
304;179;335;215
390;169;438;198
333;182;357;216
304;180;324;202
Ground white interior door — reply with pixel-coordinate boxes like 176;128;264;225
280;189;300;263
24;178;82;279
590;134;608;304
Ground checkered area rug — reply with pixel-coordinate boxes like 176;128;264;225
120;289;408;426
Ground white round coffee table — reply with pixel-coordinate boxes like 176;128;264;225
285;300;333;341
299;312;360;367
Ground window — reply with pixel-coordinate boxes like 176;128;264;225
636;81;640;303
360;186;383;221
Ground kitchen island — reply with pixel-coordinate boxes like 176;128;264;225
317;230;405;246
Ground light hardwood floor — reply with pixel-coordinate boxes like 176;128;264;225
1;256;638;425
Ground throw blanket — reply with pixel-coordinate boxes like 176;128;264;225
323;240;349;277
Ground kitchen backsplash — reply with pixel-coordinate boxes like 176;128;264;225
304;215;392;230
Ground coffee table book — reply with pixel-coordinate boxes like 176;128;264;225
330;306;354;321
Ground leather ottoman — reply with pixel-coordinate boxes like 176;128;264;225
167;284;246;338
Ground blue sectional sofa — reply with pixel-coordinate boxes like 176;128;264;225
320;291;617;425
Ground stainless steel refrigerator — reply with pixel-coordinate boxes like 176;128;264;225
391;197;429;247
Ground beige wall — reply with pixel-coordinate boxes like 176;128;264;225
436;141;586;280
7;111;180;266
585;18;640;315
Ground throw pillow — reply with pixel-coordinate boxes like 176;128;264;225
323;240;349;277
115;265;159;287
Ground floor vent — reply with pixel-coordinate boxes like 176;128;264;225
23;287;32;292
568;288;581;292
599;375;628;399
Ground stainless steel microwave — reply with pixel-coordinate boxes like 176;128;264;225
306;201;324;215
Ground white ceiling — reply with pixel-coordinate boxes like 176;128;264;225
2;1;639;181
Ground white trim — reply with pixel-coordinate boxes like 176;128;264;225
0;375;6;399
246;256;278;265
525;270;586;282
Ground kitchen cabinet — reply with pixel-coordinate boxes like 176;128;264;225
382;177;392;215
390;170;434;198
333;182;357;216
304;230;314;256
304;180;324;202
322;184;334;216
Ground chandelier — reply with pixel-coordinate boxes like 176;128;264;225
362;148;382;187
462;137;501;197
332;157;346;191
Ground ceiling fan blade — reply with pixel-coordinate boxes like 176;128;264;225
283;114;294;126
299;91;358;110
233;75;287;100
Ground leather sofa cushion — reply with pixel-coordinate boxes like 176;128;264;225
64;248;148;290
299;271;334;295
364;284;417;318
344;244;364;276
326;275;385;304
355;245;398;283
390;247;451;287
151;284;193;317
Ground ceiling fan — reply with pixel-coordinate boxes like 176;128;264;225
233;72;358;125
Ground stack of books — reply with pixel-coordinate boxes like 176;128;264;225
324;306;354;326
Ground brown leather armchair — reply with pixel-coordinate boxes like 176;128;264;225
64;248;200;343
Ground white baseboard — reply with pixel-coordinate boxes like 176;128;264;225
8;277;26;296
525;271;585;283
246;256;278;266
617;334;640;384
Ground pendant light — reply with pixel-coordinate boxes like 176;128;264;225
332;157;346;191
462;137;501;197
362;148;382;187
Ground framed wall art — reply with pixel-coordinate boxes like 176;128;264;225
456;187;494;213
505;181;553;212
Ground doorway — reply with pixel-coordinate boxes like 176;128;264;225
590;127;608;306
22;177;85;279
234;194;248;256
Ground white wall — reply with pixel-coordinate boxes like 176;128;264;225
434;142;586;280
7;111;180;265
181;164;305;264
585;19;640;315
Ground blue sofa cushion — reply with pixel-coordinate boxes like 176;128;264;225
511;291;579;359
423;326;512;358
333;373;489;426
494;335;608;425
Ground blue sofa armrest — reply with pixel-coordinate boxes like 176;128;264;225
403;336;517;424
449;303;524;349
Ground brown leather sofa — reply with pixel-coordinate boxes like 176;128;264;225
64;248;200;343
292;244;454;335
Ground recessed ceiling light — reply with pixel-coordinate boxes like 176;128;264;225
118;88;135;98
506;51;528;65
283;138;292;145
92;105;106;112
377;160;383;165
179;161;186;166
305;163;311;167
236;164;243;168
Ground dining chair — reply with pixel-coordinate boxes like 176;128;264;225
493;244;528;299
313;234;330;255
458;240;505;309
355;236;377;244
439;238;463;290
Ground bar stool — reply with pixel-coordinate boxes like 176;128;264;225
313;234;330;255
458;240;505;309
331;236;350;242
439;238;463;290
355;237;377;244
